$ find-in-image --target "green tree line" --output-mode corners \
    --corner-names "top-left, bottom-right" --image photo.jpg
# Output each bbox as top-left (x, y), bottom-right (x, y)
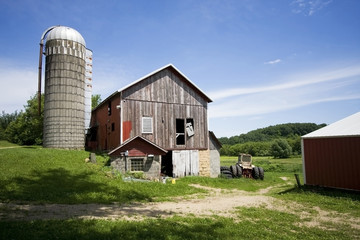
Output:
top-left (219, 123), bottom-right (326, 158)
top-left (0, 94), bottom-right (43, 145)
top-left (1, 94), bottom-right (102, 146)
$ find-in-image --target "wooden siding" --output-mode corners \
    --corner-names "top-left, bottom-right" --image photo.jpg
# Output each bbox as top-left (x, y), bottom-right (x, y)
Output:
top-left (303, 137), bottom-right (360, 191)
top-left (121, 68), bottom-right (209, 150)
top-left (109, 137), bottom-right (167, 157)
top-left (89, 94), bottom-right (121, 150)
top-left (122, 68), bottom-right (207, 107)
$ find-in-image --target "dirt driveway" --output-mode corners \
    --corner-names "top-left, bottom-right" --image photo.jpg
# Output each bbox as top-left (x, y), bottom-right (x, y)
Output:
top-left (1, 183), bottom-right (359, 230)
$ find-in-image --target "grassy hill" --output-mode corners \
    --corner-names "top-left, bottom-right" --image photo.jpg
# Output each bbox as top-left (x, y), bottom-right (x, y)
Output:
top-left (219, 123), bottom-right (326, 145)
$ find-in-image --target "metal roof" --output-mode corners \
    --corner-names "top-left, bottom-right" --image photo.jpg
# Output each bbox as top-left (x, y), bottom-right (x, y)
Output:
top-left (46, 26), bottom-right (86, 46)
top-left (302, 112), bottom-right (360, 138)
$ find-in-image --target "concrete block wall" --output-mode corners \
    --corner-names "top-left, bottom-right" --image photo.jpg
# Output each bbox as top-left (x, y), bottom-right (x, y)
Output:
top-left (210, 149), bottom-right (220, 178)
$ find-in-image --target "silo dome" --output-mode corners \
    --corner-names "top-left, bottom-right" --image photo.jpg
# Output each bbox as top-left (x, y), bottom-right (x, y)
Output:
top-left (46, 26), bottom-right (86, 46)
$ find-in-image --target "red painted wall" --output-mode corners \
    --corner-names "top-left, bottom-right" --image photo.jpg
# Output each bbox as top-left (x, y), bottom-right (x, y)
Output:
top-left (109, 137), bottom-right (167, 157)
top-left (303, 137), bottom-right (360, 191)
top-left (89, 94), bottom-right (121, 150)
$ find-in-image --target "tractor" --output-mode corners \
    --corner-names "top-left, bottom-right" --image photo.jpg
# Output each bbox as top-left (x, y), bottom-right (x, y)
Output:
top-left (237, 153), bottom-right (264, 180)
top-left (221, 153), bottom-right (264, 180)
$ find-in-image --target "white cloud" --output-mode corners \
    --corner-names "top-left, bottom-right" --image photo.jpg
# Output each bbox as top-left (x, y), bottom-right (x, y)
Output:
top-left (208, 65), bottom-right (360, 118)
top-left (291, 0), bottom-right (332, 16)
top-left (208, 65), bottom-right (360, 100)
top-left (264, 59), bottom-right (281, 65)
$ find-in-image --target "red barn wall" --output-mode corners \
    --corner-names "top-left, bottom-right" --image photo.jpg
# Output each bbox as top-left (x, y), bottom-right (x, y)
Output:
top-left (90, 94), bottom-right (121, 150)
top-left (303, 137), bottom-right (360, 191)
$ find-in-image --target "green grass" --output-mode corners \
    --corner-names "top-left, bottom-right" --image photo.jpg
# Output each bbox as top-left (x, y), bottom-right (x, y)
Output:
top-left (0, 146), bottom-right (205, 204)
top-left (221, 155), bottom-right (303, 173)
top-left (0, 213), bottom-right (358, 240)
top-left (1, 142), bottom-right (359, 239)
top-left (0, 140), bottom-right (19, 148)
top-left (275, 185), bottom-right (360, 217)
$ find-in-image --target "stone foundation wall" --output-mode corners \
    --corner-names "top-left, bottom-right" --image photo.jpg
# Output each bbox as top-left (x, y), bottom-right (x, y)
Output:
top-left (110, 155), bottom-right (161, 180)
top-left (199, 149), bottom-right (210, 177)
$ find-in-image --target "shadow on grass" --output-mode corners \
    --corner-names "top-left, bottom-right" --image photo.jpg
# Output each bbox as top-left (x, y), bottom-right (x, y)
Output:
top-left (0, 167), bottom-right (152, 204)
top-left (0, 218), bottom-right (230, 240)
top-left (278, 185), bottom-right (360, 201)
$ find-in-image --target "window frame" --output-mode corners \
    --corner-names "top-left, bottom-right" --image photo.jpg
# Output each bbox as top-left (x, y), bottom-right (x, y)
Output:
top-left (142, 117), bottom-right (153, 134)
top-left (108, 101), bottom-right (112, 116)
top-left (176, 118), bottom-right (185, 145)
top-left (130, 158), bottom-right (144, 171)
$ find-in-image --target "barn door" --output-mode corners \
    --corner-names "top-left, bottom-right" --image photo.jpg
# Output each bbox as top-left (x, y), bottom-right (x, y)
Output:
top-left (172, 150), bottom-right (199, 177)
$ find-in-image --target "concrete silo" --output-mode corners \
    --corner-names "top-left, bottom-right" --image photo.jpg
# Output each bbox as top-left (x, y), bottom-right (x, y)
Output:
top-left (40, 26), bottom-right (91, 149)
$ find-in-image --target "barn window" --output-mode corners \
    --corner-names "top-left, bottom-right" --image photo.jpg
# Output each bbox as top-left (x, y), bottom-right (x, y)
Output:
top-left (176, 119), bottom-right (185, 145)
top-left (108, 101), bottom-right (112, 116)
top-left (131, 158), bottom-right (144, 171)
top-left (142, 117), bottom-right (153, 134)
top-left (111, 123), bottom-right (115, 132)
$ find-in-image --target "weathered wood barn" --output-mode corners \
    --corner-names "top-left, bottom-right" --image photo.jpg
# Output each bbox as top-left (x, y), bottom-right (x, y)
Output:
top-left (301, 112), bottom-right (360, 191)
top-left (87, 64), bottom-right (220, 179)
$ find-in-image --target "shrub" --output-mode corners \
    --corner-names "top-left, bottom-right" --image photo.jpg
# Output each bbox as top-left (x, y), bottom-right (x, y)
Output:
top-left (271, 139), bottom-right (292, 158)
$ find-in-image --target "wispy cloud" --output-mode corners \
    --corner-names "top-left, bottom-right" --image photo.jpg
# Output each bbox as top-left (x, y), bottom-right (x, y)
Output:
top-left (208, 65), bottom-right (360, 100)
top-left (264, 59), bottom-right (281, 65)
top-left (291, 0), bottom-right (332, 16)
top-left (208, 65), bottom-right (360, 118)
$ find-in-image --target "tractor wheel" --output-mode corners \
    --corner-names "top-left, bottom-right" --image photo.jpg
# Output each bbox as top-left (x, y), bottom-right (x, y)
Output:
top-left (236, 164), bottom-right (242, 177)
top-left (221, 170), bottom-right (232, 175)
top-left (230, 165), bottom-right (238, 177)
top-left (259, 167), bottom-right (264, 180)
top-left (252, 167), bottom-right (260, 180)
top-left (220, 171), bottom-right (233, 179)
top-left (220, 166), bottom-right (231, 172)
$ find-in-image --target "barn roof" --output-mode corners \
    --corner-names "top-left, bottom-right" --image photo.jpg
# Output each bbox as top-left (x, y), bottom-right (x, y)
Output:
top-left (117, 63), bottom-right (212, 103)
top-left (108, 135), bottom-right (168, 156)
top-left (302, 112), bottom-right (360, 138)
top-left (92, 64), bottom-right (212, 112)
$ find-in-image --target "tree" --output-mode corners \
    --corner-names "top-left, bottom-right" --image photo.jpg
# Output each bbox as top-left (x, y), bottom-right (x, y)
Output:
top-left (0, 111), bottom-right (20, 140)
top-left (92, 94), bottom-right (102, 109)
top-left (270, 139), bottom-right (292, 158)
top-left (5, 94), bottom-right (43, 145)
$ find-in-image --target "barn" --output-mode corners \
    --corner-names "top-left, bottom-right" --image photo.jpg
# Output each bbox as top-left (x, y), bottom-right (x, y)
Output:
top-left (87, 64), bottom-right (221, 179)
top-left (301, 112), bottom-right (360, 191)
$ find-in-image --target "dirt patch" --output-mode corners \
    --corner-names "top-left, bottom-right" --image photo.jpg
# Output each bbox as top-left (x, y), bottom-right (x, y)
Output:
top-left (0, 184), bottom-right (359, 230)
top-left (0, 185), bottom-right (273, 221)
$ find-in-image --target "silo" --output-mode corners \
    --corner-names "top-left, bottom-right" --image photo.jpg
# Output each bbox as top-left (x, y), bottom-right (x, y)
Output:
top-left (42, 26), bottom-right (87, 149)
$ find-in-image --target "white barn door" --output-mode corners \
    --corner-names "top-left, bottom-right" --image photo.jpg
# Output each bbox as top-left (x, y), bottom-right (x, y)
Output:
top-left (172, 150), bottom-right (199, 177)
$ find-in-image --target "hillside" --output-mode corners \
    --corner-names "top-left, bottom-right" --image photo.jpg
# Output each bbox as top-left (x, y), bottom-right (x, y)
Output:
top-left (219, 123), bottom-right (326, 145)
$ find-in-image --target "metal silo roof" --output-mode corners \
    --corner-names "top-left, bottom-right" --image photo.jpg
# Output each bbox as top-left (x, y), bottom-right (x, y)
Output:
top-left (46, 26), bottom-right (86, 46)
top-left (302, 111), bottom-right (360, 138)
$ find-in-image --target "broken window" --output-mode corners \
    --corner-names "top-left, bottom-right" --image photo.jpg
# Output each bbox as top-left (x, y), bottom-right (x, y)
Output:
top-left (108, 101), bottom-right (111, 116)
top-left (142, 117), bottom-right (153, 134)
top-left (176, 119), bottom-right (185, 145)
top-left (131, 158), bottom-right (144, 171)
top-left (186, 118), bottom-right (194, 137)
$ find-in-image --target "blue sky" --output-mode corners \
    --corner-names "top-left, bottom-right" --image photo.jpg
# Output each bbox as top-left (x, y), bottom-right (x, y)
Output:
top-left (1, 0), bottom-right (359, 137)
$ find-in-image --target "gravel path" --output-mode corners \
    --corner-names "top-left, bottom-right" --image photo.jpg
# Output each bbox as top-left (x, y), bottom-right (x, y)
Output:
top-left (1, 183), bottom-right (359, 230)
